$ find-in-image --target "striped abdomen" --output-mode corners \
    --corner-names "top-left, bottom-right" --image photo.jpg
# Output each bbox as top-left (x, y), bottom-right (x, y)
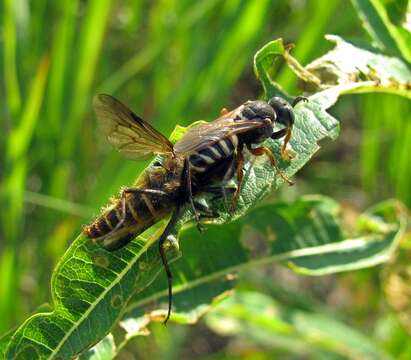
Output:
top-left (189, 134), bottom-right (239, 173)
top-left (84, 191), bottom-right (174, 250)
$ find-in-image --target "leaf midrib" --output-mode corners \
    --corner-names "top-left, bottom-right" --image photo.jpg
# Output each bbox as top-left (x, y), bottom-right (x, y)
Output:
top-left (46, 235), bottom-right (157, 359)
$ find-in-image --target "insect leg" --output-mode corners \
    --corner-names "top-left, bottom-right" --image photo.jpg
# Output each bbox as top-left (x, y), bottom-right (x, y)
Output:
top-left (94, 188), bottom-right (170, 243)
top-left (95, 196), bottom-right (127, 245)
top-left (271, 125), bottom-right (293, 160)
top-left (276, 96), bottom-right (307, 160)
top-left (184, 157), bottom-right (203, 232)
top-left (280, 127), bottom-right (294, 161)
top-left (122, 187), bottom-right (171, 199)
top-left (112, 188), bottom-right (170, 232)
top-left (200, 186), bottom-right (236, 199)
top-left (247, 145), bottom-right (294, 185)
top-left (271, 128), bottom-right (287, 140)
top-left (158, 204), bottom-right (181, 325)
top-left (230, 144), bottom-right (245, 212)
top-left (193, 201), bottom-right (219, 219)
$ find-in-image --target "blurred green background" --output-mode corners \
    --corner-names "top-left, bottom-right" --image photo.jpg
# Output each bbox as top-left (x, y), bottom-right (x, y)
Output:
top-left (1, 0), bottom-right (411, 359)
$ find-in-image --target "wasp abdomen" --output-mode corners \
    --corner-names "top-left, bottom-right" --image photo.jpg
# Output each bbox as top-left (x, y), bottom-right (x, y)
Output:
top-left (84, 191), bottom-right (171, 250)
top-left (189, 135), bottom-right (239, 173)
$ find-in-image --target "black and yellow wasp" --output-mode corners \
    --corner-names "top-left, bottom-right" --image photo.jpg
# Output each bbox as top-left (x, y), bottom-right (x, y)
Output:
top-left (84, 94), bottom-right (306, 323)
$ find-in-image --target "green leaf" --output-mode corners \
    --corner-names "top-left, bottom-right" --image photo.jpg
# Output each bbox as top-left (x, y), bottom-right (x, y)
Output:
top-left (301, 35), bottom-right (411, 99)
top-left (351, 0), bottom-right (411, 64)
top-left (289, 199), bottom-right (407, 275)
top-left (205, 290), bottom-right (393, 359)
top-left (78, 197), bottom-right (405, 359)
top-left (0, 329), bottom-right (15, 360)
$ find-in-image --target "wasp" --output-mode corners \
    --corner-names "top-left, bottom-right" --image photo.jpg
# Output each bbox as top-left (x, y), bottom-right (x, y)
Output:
top-left (84, 94), bottom-right (306, 323)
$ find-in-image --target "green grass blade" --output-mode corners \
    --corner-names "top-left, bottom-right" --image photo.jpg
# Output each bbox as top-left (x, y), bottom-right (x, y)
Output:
top-left (351, 0), bottom-right (411, 63)
top-left (2, 0), bottom-right (21, 116)
top-left (24, 191), bottom-right (94, 218)
top-left (7, 57), bottom-right (49, 162)
top-left (0, 55), bottom-right (49, 333)
top-left (98, 45), bottom-right (160, 94)
top-left (60, 0), bottom-right (113, 158)
top-left (46, 0), bottom-right (79, 137)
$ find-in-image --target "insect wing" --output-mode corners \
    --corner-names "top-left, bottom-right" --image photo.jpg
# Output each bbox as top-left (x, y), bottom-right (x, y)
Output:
top-left (94, 94), bottom-right (174, 160)
top-left (174, 112), bottom-right (271, 154)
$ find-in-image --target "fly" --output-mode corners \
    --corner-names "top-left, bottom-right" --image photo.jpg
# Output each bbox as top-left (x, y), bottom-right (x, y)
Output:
top-left (84, 94), bottom-right (307, 323)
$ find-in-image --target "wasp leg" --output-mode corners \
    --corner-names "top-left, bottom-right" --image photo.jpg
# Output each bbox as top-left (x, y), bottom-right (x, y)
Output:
top-left (123, 187), bottom-right (171, 199)
top-left (230, 144), bottom-right (245, 212)
top-left (201, 186), bottom-right (236, 201)
top-left (158, 204), bottom-right (181, 325)
top-left (271, 127), bottom-right (294, 160)
top-left (276, 96), bottom-right (307, 160)
top-left (95, 188), bottom-right (171, 242)
top-left (183, 158), bottom-right (203, 232)
top-left (194, 201), bottom-right (219, 219)
top-left (271, 128), bottom-right (287, 140)
top-left (116, 187), bottom-right (171, 232)
top-left (280, 127), bottom-right (294, 161)
top-left (247, 145), bottom-right (294, 185)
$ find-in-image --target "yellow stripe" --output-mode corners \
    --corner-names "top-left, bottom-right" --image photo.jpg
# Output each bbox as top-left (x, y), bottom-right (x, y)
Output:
top-left (104, 216), bottom-right (113, 230)
top-left (126, 198), bottom-right (141, 224)
top-left (142, 194), bottom-right (157, 218)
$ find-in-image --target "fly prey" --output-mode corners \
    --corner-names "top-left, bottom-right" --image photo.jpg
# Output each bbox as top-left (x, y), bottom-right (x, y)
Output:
top-left (84, 94), bottom-right (306, 323)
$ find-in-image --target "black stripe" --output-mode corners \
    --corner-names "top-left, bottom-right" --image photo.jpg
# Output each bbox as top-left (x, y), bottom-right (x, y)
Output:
top-left (212, 142), bottom-right (227, 158)
top-left (97, 218), bottom-right (111, 233)
top-left (199, 147), bottom-right (219, 161)
top-left (126, 195), bottom-right (151, 221)
top-left (107, 209), bottom-right (119, 227)
top-left (189, 154), bottom-right (207, 168)
top-left (223, 138), bottom-right (235, 152)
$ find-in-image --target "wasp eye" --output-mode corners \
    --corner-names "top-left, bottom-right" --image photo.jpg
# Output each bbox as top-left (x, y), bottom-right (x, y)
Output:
top-left (268, 97), bottom-right (295, 127)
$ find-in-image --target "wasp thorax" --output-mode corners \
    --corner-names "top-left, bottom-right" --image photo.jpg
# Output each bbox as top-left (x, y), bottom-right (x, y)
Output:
top-left (241, 100), bottom-right (276, 122)
top-left (268, 97), bottom-right (295, 127)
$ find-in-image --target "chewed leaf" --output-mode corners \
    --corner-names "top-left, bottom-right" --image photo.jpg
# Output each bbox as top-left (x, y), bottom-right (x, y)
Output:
top-left (83, 197), bottom-right (406, 359)
top-left (302, 35), bottom-right (411, 99)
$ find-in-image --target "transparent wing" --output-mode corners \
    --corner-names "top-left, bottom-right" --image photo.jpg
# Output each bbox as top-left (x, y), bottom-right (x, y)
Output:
top-left (174, 111), bottom-right (271, 154)
top-left (94, 94), bottom-right (174, 160)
